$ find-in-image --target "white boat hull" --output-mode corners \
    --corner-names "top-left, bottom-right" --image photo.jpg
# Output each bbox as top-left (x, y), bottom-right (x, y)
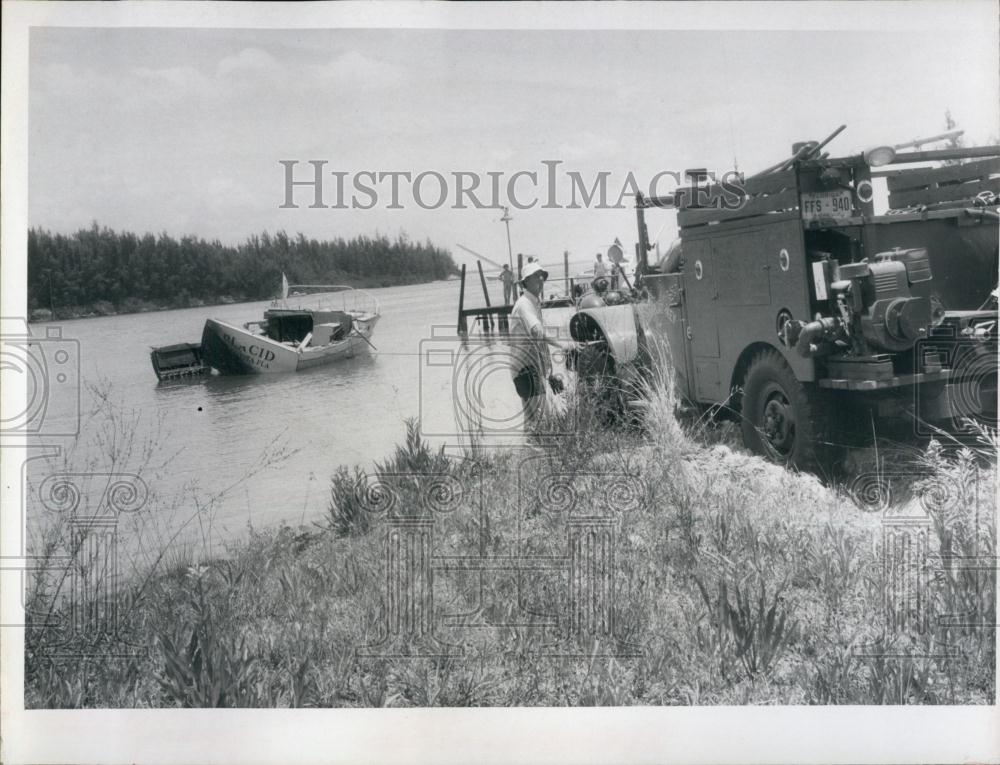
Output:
top-left (201, 317), bottom-right (378, 374)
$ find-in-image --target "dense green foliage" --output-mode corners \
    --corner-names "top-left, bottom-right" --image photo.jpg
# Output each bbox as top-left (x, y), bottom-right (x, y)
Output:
top-left (28, 225), bottom-right (457, 317)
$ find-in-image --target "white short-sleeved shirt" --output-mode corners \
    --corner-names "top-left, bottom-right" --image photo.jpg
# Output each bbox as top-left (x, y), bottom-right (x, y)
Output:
top-left (594, 261), bottom-right (608, 277)
top-left (508, 290), bottom-right (551, 378)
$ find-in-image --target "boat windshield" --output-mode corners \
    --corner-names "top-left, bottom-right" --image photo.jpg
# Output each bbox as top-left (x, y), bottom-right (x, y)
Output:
top-left (273, 285), bottom-right (380, 316)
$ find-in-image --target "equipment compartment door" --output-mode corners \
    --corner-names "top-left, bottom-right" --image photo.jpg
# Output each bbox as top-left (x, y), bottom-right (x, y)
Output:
top-left (682, 237), bottom-right (720, 358)
top-left (713, 231), bottom-right (772, 307)
top-left (641, 272), bottom-right (695, 401)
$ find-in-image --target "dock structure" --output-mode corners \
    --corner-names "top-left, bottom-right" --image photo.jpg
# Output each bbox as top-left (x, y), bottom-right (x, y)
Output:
top-left (456, 259), bottom-right (512, 335)
top-left (455, 252), bottom-right (578, 335)
top-left (457, 263), bottom-right (467, 333)
top-left (476, 260), bottom-right (494, 333)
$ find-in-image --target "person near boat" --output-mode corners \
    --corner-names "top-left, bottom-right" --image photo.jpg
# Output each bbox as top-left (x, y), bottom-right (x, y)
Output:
top-left (508, 262), bottom-right (575, 425)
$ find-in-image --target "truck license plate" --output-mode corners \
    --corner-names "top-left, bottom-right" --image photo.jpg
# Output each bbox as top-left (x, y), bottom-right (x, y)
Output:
top-left (800, 190), bottom-right (853, 220)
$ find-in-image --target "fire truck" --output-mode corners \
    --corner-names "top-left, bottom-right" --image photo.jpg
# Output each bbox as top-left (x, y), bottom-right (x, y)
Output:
top-left (571, 133), bottom-right (999, 470)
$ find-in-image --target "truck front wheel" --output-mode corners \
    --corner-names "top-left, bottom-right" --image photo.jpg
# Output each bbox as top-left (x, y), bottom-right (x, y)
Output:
top-left (740, 348), bottom-right (831, 471)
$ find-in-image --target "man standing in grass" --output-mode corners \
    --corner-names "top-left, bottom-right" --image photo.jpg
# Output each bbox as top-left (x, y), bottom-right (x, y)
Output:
top-left (508, 262), bottom-right (575, 427)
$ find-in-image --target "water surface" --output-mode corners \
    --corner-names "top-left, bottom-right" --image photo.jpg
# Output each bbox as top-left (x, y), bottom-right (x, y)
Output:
top-left (24, 280), bottom-right (575, 548)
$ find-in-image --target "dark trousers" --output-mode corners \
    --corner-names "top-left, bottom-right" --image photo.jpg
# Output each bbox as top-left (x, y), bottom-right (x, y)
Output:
top-left (513, 367), bottom-right (543, 400)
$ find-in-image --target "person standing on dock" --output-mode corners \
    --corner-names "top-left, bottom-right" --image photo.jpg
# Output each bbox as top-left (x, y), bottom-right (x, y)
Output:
top-left (593, 253), bottom-right (608, 278)
top-left (499, 264), bottom-right (516, 304)
top-left (508, 262), bottom-right (575, 428)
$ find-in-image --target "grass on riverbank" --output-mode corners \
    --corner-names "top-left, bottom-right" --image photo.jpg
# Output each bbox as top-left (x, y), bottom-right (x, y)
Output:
top-left (24, 374), bottom-right (997, 707)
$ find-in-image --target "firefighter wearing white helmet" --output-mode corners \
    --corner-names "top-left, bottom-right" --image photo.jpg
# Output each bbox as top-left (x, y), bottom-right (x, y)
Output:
top-left (508, 262), bottom-right (577, 424)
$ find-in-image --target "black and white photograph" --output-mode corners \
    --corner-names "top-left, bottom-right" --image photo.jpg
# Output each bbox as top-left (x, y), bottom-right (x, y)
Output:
top-left (1, 2), bottom-right (998, 763)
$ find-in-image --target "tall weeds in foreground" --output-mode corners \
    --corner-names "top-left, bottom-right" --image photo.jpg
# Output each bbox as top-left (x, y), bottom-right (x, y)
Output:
top-left (911, 428), bottom-right (997, 699)
top-left (324, 418), bottom-right (455, 537)
top-left (155, 566), bottom-right (260, 707)
top-left (630, 332), bottom-right (687, 452)
top-left (685, 494), bottom-right (798, 682)
top-left (23, 381), bottom-right (298, 707)
top-left (24, 367), bottom-right (997, 707)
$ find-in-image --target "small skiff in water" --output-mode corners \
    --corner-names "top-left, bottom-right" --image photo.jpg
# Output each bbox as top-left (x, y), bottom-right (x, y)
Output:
top-left (150, 282), bottom-right (380, 379)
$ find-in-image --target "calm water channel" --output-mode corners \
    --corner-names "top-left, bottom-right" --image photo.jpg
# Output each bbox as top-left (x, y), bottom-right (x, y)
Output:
top-left (22, 278), bottom-right (577, 554)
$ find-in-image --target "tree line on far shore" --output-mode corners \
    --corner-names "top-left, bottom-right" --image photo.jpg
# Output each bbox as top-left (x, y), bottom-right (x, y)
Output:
top-left (27, 224), bottom-right (458, 319)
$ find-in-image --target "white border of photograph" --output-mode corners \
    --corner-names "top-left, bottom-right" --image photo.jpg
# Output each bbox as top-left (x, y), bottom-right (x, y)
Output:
top-left (2, 2), bottom-right (997, 764)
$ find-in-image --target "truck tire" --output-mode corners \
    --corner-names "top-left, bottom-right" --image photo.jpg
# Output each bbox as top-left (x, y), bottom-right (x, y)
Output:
top-left (740, 348), bottom-right (832, 471)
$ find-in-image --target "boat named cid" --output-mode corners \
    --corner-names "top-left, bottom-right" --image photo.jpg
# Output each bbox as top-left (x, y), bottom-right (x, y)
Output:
top-left (149, 280), bottom-right (380, 380)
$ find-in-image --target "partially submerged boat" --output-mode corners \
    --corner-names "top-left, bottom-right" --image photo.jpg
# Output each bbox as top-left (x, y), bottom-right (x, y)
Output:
top-left (150, 282), bottom-right (380, 380)
top-left (149, 342), bottom-right (210, 381)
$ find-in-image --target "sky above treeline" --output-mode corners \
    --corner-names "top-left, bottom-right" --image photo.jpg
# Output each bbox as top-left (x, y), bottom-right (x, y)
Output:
top-left (28, 15), bottom-right (999, 272)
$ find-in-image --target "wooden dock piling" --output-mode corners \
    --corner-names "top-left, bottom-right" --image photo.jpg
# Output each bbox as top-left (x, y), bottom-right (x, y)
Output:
top-left (476, 260), bottom-right (494, 332)
top-left (455, 260), bottom-right (512, 336)
top-left (456, 263), bottom-right (468, 334)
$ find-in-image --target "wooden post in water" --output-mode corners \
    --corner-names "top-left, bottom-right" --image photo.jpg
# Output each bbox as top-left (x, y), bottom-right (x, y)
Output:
top-left (476, 260), bottom-right (493, 333)
top-left (563, 250), bottom-right (570, 297)
top-left (457, 263), bottom-right (468, 335)
top-left (517, 252), bottom-right (523, 284)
